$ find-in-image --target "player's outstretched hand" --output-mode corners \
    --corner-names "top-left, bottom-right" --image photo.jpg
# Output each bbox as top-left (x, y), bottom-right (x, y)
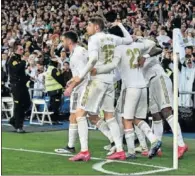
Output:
top-left (90, 68), bottom-right (97, 76)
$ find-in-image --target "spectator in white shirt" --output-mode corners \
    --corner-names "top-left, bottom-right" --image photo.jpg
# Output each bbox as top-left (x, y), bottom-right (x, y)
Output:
top-left (179, 54), bottom-right (195, 108)
top-left (157, 27), bottom-right (171, 48)
top-left (58, 49), bottom-right (69, 70)
top-left (33, 66), bottom-right (45, 98)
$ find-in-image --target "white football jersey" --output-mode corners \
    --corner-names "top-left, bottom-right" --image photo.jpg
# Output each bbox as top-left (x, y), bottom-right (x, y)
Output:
top-left (88, 32), bottom-right (132, 83)
top-left (69, 45), bottom-right (89, 87)
top-left (79, 23), bottom-right (133, 83)
top-left (95, 39), bottom-right (156, 88)
top-left (115, 44), bottom-right (147, 88)
top-left (142, 56), bottom-right (167, 84)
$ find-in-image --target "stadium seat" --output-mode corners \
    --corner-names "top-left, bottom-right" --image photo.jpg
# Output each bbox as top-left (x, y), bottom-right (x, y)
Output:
top-left (30, 99), bottom-right (53, 125)
top-left (1, 97), bottom-right (14, 120)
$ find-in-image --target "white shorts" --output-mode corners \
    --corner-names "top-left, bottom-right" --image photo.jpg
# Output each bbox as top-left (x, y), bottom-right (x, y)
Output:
top-left (119, 87), bottom-right (147, 119)
top-left (149, 75), bottom-right (173, 114)
top-left (80, 80), bottom-right (115, 113)
top-left (70, 84), bottom-right (86, 113)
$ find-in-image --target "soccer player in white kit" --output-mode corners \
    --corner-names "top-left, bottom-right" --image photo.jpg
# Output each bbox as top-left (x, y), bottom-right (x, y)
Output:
top-left (139, 54), bottom-right (188, 159)
top-left (54, 31), bottom-right (89, 154)
top-left (54, 31), bottom-right (114, 155)
top-left (68, 18), bottom-right (133, 161)
top-left (92, 38), bottom-right (162, 159)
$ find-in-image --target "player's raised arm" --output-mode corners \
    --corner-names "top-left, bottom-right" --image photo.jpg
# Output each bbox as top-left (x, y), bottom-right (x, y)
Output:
top-left (111, 23), bottom-right (133, 45)
top-left (95, 47), bottom-right (121, 74)
top-left (137, 39), bottom-right (162, 67)
top-left (118, 23), bottom-right (133, 44)
top-left (138, 39), bottom-right (161, 57)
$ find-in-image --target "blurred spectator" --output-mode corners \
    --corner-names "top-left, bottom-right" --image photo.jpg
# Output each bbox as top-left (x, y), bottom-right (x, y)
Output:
top-left (57, 49), bottom-right (70, 70)
top-left (185, 46), bottom-right (193, 55)
top-left (157, 27), bottom-right (171, 48)
top-left (33, 65), bottom-right (45, 98)
top-left (179, 54), bottom-right (195, 108)
top-left (62, 62), bottom-right (72, 86)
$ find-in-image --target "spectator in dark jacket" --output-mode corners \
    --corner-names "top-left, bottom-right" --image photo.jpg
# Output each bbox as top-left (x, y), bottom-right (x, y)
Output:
top-left (62, 62), bottom-right (72, 86)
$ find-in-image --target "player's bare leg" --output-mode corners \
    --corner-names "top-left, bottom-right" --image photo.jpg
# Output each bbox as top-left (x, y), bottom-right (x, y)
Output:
top-left (134, 119), bottom-right (162, 159)
top-left (69, 108), bottom-right (90, 161)
top-left (161, 107), bottom-right (188, 159)
top-left (105, 111), bottom-right (126, 160)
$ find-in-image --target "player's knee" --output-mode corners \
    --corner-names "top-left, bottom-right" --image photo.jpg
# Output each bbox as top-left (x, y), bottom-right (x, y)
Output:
top-left (122, 118), bottom-right (133, 129)
top-left (69, 114), bottom-right (77, 123)
top-left (75, 108), bottom-right (86, 118)
top-left (152, 112), bottom-right (162, 121)
top-left (103, 111), bottom-right (113, 120)
top-left (161, 107), bottom-right (172, 119)
top-left (133, 118), bottom-right (142, 126)
top-left (88, 115), bottom-right (100, 125)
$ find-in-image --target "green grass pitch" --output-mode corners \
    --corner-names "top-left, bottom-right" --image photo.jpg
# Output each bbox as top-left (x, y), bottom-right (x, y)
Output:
top-left (2, 130), bottom-right (195, 175)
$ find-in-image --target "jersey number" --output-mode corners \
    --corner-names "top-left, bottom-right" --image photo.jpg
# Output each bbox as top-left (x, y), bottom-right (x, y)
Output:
top-left (126, 48), bottom-right (141, 69)
top-left (102, 45), bottom-right (115, 64)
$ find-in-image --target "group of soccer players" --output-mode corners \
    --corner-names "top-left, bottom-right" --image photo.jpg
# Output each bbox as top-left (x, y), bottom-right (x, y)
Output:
top-left (54, 17), bottom-right (188, 161)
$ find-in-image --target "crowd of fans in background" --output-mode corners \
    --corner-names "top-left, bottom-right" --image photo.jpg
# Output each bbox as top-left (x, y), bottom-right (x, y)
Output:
top-left (1, 0), bottom-right (195, 128)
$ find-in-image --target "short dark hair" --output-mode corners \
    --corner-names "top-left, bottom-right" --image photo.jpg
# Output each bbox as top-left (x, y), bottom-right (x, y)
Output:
top-left (185, 46), bottom-right (193, 51)
top-left (64, 61), bottom-right (70, 65)
top-left (64, 31), bottom-right (78, 43)
top-left (105, 11), bottom-right (117, 23)
top-left (108, 26), bottom-right (124, 37)
top-left (13, 43), bottom-right (22, 52)
top-left (89, 17), bottom-right (105, 31)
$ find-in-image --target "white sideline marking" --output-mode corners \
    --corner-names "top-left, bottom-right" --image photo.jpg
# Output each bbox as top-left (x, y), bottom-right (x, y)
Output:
top-left (2, 147), bottom-right (167, 169)
top-left (2, 147), bottom-right (173, 175)
top-left (92, 160), bottom-right (174, 175)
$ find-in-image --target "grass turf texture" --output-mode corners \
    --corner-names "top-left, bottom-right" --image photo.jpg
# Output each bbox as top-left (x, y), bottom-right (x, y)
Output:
top-left (2, 130), bottom-right (195, 175)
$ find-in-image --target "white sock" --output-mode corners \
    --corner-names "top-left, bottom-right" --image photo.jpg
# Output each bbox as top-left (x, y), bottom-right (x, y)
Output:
top-left (115, 111), bottom-right (124, 137)
top-left (106, 118), bottom-right (123, 152)
top-left (153, 120), bottom-right (163, 141)
top-left (76, 117), bottom-right (88, 152)
top-left (138, 121), bottom-right (157, 144)
top-left (125, 128), bottom-right (135, 154)
top-left (134, 125), bottom-right (148, 150)
top-left (166, 115), bottom-right (185, 147)
top-left (96, 119), bottom-right (114, 143)
top-left (68, 124), bottom-right (78, 148)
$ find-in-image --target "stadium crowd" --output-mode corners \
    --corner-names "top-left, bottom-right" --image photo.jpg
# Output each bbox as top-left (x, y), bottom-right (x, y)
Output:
top-left (1, 0), bottom-right (195, 129)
